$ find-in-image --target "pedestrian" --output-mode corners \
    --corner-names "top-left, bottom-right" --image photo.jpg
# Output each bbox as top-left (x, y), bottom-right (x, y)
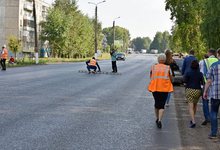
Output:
top-left (181, 50), bottom-right (197, 76)
top-left (164, 49), bottom-right (176, 107)
top-left (1, 45), bottom-right (8, 71)
top-left (9, 56), bottom-right (15, 64)
top-left (86, 57), bottom-right (101, 74)
top-left (203, 53), bottom-right (220, 139)
top-left (110, 49), bottom-right (117, 73)
top-left (200, 49), bottom-right (218, 126)
top-left (184, 60), bottom-right (204, 128)
top-left (148, 53), bottom-right (173, 129)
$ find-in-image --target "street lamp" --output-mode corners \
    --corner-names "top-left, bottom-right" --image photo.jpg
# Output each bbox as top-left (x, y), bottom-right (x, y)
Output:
top-left (88, 0), bottom-right (106, 58)
top-left (112, 16), bottom-right (120, 49)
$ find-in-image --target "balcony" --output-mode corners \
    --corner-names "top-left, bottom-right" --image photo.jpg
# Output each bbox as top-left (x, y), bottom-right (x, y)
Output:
top-left (24, 3), bottom-right (33, 12)
top-left (23, 26), bottom-right (34, 31)
top-left (23, 15), bottom-right (34, 21)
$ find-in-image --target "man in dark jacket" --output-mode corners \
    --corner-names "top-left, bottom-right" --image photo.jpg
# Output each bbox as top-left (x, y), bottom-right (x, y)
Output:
top-left (182, 50), bottom-right (197, 76)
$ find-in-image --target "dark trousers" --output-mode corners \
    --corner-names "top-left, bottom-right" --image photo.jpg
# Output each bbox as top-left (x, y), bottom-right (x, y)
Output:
top-left (112, 61), bottom-right (117, 72)
top-left (1, 59), bottom-right (6, 70)
top-left (87, 65), bottom-right (97, 72)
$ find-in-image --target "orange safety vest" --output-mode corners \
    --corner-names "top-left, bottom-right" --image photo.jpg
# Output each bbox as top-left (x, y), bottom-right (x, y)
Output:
top-left (1, 48), bottom-right (8, 59)
top-left (89, 59), bottom-right (96, 66)
top-left (148, 64), bottom-right (173, 92)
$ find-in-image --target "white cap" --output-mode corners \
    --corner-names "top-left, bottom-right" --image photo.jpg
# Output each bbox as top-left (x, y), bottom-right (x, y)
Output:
top-left (2, 44), bottom-right (6, 48)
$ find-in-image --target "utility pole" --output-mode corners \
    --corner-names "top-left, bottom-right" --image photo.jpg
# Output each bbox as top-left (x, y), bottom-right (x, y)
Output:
top-left (113, 20), bottom-right (115, 49)
top-left (95, 6), bottom-right (98, 58)
top-left (88, 0), bottom-right (106, 58)
top-left (112, 17), bottom-right (120, 49)
top-left (33, 0), bottom-right (39, 64)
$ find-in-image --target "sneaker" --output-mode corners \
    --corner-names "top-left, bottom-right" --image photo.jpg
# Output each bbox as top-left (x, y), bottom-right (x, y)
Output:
top-left (189, 123), bottom-right (196, 128)
top-left (201, 120), bottom-right (210, 125)
top-left (157, 121), bottom-right (162, 129)
top-left (208, 135), bottom-right (218, 139)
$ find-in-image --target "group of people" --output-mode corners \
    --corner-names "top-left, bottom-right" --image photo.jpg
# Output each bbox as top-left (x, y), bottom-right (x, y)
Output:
top-left (148, 48), bottom-right (220, 139)
top-left (86, 49), bottom-right (118, 74)
top-left (181, 49), bottom-right (220, 139)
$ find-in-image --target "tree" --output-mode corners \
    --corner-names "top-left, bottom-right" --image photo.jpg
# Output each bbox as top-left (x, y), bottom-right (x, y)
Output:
top-left (7, 35), bottom-right (22, 59)
top-left (102, 26), bottom-right (130, 51)
top-left (165, 0), bottom-right (206, 56)
top-left (201, 0), bottom-right (220, 49)
top-left (131, 37), bottom-right (151, 51)
top-left (40, 0), bottom-right (101, 58)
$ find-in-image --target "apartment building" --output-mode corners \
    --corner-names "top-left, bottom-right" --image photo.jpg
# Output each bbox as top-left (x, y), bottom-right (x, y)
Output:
top-left (0, 0), bottom-right (50, 52)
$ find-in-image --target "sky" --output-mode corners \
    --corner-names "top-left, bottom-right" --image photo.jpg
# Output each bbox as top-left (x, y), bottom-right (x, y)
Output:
top-left (44, 0), bottom-right (173, 40)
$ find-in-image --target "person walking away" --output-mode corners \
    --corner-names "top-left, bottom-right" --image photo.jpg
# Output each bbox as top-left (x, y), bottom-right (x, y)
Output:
top-left (148, 54), bottom-right (173, 129)
top-left (86, 57), bottom-right (101, 73)
top-left (182, 50), bottom-right (197, 76)
top-left (110, 49), bottom-right (117, 73)
top-left (184, 60), bottom-right (204, 128)
top-left (200, 49), bottom-right (218, 125)
top-left (165, 49), bottom-right (177, 107)
top-left (1, 45), bottom-right (8, 71)
top-left (203, 55), bottom-right (220, 139)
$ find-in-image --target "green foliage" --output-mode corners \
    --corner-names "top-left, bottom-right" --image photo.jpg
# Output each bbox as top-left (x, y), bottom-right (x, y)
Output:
top-left (131, 37), bottom-right (151, 51)
top-left (150, 31), bottom-right (171, 53)
top-left (102, 26), bottom-right (130, 52)
top-left (40, 0), bottom-right (102, 58)
top-left (7, 35), bottom-right (22, 59)
top-left (165, 0), bottom-right (206, 57)
top-left (201, 0), bottom-right (220, 49)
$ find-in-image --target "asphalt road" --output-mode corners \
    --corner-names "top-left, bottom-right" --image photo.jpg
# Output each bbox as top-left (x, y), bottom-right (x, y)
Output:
top-left (0, 54), bottom-right (181, 150)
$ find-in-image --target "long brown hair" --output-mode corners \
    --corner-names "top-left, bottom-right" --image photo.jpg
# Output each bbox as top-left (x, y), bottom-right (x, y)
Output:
top-left (165, 49), bottom-right (173, 65)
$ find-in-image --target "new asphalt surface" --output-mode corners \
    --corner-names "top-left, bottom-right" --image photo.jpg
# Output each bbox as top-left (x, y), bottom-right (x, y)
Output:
top-left (0, 54), bottom-right (182, 149)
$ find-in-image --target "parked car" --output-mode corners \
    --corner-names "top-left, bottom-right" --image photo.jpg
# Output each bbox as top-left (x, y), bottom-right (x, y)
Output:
top-left (172, 58), bottom-right (184, 85)
top-left (116, 53), bottom-right (126, 61)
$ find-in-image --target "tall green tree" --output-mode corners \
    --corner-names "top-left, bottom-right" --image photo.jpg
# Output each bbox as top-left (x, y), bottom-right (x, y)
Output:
top-left (165, 0), bottom-right (205, 56)
top-left (131, 37), bottom-right (151, 51)
top-left (40, 0), bottom-right (102, 58)
top-left (201, 0), bottom-right (220, 49)
top-left (102, 26), bottom-right (130, 51)
top-left (150, 31), bottom-right (171, 53)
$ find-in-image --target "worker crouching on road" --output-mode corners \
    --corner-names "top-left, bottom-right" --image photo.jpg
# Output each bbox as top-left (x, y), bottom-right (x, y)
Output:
top-left (86, 57), bottom-right (101, 74)
top-left (148, 54), bottom-right (174, 129)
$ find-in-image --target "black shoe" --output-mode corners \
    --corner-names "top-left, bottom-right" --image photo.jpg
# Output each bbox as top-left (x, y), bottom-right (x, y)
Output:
top-left (157, 121), bottom-right (162, 128)
top-left (156, 119), bottom-right (159, 124)
top-left (189, 123), bottom-right (196, 128)
top-left (201, 120), bottom-right (210, 125)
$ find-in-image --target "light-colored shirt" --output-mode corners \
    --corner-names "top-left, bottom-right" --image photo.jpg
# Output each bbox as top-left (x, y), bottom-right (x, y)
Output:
top-left (206, 60), bottom-right (220, 99)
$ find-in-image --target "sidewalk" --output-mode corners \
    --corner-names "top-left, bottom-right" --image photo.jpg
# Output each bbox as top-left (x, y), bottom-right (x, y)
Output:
top-left (173, 86), bottom-right (220, 150)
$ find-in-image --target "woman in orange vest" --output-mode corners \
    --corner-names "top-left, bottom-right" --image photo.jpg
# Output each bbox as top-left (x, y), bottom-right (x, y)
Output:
top-left (148, 53), bottom-right (174, 128)
top-left (1, 45), bottom-right (8, 71)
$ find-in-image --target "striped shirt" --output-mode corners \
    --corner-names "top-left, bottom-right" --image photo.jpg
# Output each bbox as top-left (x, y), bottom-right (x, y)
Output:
top-left (207, 60), bottom-right (220, 99)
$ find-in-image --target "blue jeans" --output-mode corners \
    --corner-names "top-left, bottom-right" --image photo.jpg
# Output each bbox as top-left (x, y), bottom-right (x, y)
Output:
top-left (87, 65), bottom-right (97, 72)
top-left (202, 98), bottom-right (210, 121)
top-left (210, 98), bottom-right (220, 136)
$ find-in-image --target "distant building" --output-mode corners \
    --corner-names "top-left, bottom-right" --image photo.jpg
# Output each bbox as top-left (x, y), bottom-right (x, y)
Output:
top-left (0, 0), bottom-right (50, 52)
